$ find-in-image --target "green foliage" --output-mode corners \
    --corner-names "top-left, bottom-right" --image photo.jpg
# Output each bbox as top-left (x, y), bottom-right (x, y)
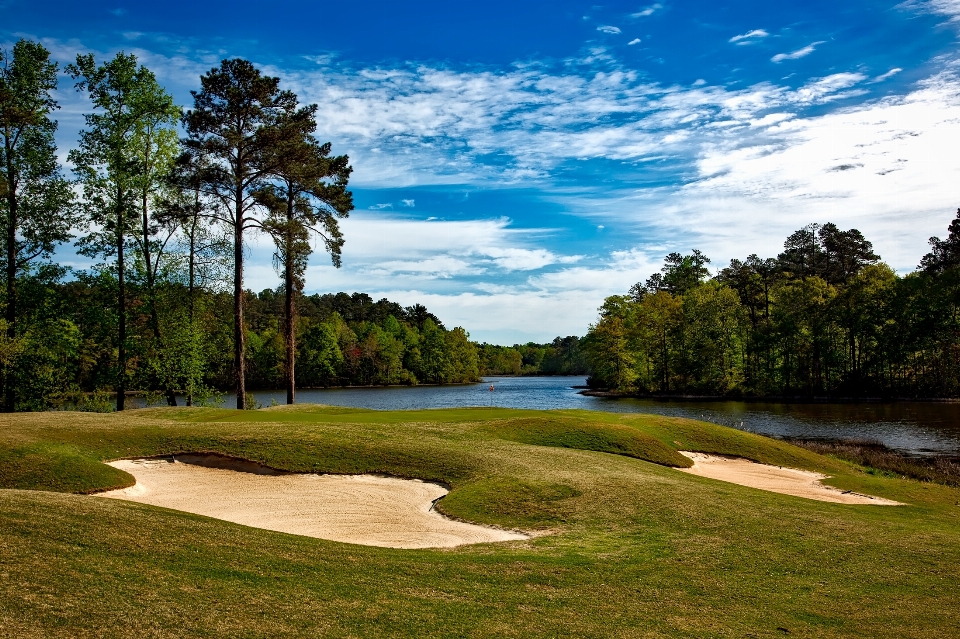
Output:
top-left (74, 389), bottom-right (115, 413)
top-left (0, 39), bottom-right (77, 411)
top-left (587, 214), bottom-right (960, 398)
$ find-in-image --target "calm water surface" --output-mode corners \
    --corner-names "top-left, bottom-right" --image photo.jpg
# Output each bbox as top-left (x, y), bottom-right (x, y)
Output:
top-left (245, 376), bottom-right (960, 456)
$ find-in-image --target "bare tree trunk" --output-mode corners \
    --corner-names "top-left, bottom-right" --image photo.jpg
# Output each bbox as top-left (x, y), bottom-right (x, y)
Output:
top-left (234, 198), bottom-right (246, 410)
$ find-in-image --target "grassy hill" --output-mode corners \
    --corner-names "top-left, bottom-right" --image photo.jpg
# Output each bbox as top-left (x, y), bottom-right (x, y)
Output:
top-left (1, 406), bottom-right (958, 637)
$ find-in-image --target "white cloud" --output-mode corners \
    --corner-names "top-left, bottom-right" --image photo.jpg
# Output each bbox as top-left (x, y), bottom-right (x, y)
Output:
top-left (400, 199), bottom-right (415, 207)
top-left (270, 57), bottom-right (879, 191)
top-left (650, 70), bottom-right (960, 271)
top-left (597, 25), bottom-right (622, 34)
top-left (483, 247), bottom-right (579, 271)
top-left (772, 41), bottom-right (826, 63)
top-left (872, 68), bottom-right (903, 83)
top-left (792, 72), bottom-right (867, 104)
top-left (729, 29), bottom-right (769, 43)
top-left (628, 38), bottom-right (642, 45)
top-left (368, 203), bottom-right (393, 210)
top-left (34, 35), bottom-right (960, 341)
top-left (898, 0), bottom-right (960, 22)
top-left (372, 256), bottom-right (477, 278)
top-left (631, 4), bottom-right (662, 18)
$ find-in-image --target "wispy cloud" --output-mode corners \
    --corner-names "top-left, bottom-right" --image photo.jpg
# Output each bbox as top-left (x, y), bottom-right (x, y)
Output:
top-left (109, 8), bottom-right (127, 16)
top-left (898, 0), bottom-right (960, 22)
top-left (772, 41), bottom-right (825, 63)
top-left (729, 29), bottom-right (769, 44)
top-left (401, 199), bottom-right (415, 207)
top-left (628, 38), bottom-right (642, 45)
top-left (631, 4), bottom-right (662, 18)
top-left (274, 58), bottom-right (875, 190)
top-left (35, 35), bottom-right (960, 341)
top-left (597, 25), bottom-right (621, 34)
top-left (872, 68), bottom-right (903, 82)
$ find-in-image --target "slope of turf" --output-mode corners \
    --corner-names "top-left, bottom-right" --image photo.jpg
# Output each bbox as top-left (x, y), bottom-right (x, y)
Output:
top-left (1, 406), bottom-right (959, 637)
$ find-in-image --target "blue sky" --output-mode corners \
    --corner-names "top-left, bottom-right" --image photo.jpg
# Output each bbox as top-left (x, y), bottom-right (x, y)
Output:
top-left (4, 0), bottom-right (960, 343)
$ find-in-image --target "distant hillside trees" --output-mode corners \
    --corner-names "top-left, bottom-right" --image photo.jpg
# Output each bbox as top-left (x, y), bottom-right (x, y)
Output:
top-left (477, 337), bottom-right (589, 376)
top-left (584, 212), bottom-right (960, 398)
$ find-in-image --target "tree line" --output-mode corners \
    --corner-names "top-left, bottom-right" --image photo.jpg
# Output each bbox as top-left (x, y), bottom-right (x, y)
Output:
top-left (1, 39), bottom-right (485, 410)
top-left (583, 213), bottom-right (960, 398)
top-left (477, 337), bottom-right (589, 376)
top-left (0, 39), bottom-right (584, 412)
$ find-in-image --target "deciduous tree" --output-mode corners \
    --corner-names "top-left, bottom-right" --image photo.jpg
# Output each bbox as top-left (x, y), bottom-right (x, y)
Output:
top-left (69, 52), bottom-right (172, 410)
top-left (0, 39), bottom-right (75, 411)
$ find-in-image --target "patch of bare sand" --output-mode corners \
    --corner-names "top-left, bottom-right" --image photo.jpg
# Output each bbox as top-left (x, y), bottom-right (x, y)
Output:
top-left (97, 457), bottom-right (528, 548)
top-left (677, 451), bottom-right (901, 505)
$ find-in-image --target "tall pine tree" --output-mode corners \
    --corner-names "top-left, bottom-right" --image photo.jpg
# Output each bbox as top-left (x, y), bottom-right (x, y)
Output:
top-left (182, 59), bottom-right (296, 408)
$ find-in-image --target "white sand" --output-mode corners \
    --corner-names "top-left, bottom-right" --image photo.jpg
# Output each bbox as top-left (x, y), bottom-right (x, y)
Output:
top-left (677, 451), bottom-right (901, 505)
top-left (97, 457), bottom-right (528, 548)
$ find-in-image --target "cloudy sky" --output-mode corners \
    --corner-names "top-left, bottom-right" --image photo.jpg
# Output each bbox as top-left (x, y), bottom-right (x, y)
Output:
top-left (4, 0), bottom-right (960, 343)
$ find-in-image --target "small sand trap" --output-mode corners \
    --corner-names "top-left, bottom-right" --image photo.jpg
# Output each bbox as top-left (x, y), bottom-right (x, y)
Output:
top-left (97, 456), bottom-right (528, 548)
top-left (677, 451), bottom-right (901, 505)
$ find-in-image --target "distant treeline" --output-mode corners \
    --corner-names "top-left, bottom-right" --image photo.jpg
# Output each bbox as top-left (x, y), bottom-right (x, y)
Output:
top-left (477, 338), bottom-right (589, 376)
top-left (8, 272), bottom-right (587, 410)
top-left (19, 280), bottom-right (485, 408)
top-left (583, 211), bottom-right (960, 399)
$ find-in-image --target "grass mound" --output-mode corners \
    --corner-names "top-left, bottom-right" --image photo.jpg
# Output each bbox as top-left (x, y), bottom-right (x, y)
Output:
top-left (0, 442), bottom-right (133, 493)
top-left (481, 416), bottom-right (691, 467)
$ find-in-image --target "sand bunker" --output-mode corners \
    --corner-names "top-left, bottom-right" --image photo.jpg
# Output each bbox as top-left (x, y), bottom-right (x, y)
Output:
top-left (677, 451), bottom-right (901, 505)
top-left (97, 456), bottom-right (528, 548)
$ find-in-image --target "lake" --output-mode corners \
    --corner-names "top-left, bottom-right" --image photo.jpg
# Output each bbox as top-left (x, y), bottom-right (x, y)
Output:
top-left (244, 376), bottom-right (960, 456)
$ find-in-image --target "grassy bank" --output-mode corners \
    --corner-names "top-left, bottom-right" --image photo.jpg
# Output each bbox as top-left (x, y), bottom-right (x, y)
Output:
top-left (1, 405), bottom-right (958, 637)
top-left (786, 437), bottom-right (960, 488)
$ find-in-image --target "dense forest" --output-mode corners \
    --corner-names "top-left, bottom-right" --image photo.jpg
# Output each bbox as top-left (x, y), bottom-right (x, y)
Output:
top-left (583, 214), bottom-right (960, 398)
top-left (9, 275), bottom-right (484, 410)
top-left (0, 268), bottom-right (585, 411)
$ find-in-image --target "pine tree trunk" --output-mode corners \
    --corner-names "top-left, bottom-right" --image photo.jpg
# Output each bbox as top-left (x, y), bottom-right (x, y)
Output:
top-left (117, 198), bottom-right (126, 412)
top-left (187, 216), bottom-right (196, 407)
top-left (3, 130), bottom-right (17, 412)
top-left (285, 197), bottom-right (296, 405)
top-left (234, 198), bottom-right (246, 410)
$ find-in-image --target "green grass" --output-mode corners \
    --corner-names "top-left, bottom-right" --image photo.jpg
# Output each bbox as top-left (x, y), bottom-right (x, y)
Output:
top-left (1, 405), bottom-right (959, 637)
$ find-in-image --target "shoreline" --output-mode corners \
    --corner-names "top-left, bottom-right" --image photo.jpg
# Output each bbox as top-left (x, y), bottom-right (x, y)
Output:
top-left (578, 389), bottom-right (960, 403)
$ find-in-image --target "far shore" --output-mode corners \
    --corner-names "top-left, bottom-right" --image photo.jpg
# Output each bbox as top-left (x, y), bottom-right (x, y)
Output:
top-left (578, 389), bottom-right (960, 403)
top-left (79, 374), bottom-right (590, 399)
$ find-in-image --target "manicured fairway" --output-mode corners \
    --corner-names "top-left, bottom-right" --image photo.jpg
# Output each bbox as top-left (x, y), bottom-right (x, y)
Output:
top-left (1, 405), bottom-right (958, 637)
